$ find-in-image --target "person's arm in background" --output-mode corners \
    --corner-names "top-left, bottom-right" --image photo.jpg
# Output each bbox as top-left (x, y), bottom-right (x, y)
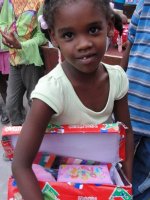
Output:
top-left (20, 1), bottom-right (48, 66)
top-left (0, 0), bottom-right (48, 66)
top-left (0, 0), bottom-right (9, 51)
top-left (121, 0), bottom-right (144, 71)
top-left (120, 40), bottom-right (132, 71)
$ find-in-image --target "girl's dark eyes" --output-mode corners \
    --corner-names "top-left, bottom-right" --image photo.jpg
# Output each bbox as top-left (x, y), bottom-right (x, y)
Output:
top-left (62, 32), bottom-right (74, 40)
top-left (89, 27), bottom-right (100, 35)
top-left (61, 27), bottom-right (100, 40)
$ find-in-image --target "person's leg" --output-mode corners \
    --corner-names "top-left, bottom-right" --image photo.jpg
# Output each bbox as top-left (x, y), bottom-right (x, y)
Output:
top-left (6, 66), bottom-right (26, 126)
top-left (0, 73), bottom-right (8, 103)
top-left (0, 73), bottom-right (10, 124)
top-left (133, 135), bottom-right (150, 200)
top-left (21, 64), bottom-right (44, 106)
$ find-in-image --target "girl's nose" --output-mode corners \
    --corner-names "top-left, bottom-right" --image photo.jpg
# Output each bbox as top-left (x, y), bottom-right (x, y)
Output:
top-left (76, 36), bottom-right (93, 51)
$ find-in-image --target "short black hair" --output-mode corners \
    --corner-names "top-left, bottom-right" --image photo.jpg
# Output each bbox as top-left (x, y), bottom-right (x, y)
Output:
top-left (43, 0), bottom-right (112, 29)
top-left (41, 0), bottom-right (123, 40)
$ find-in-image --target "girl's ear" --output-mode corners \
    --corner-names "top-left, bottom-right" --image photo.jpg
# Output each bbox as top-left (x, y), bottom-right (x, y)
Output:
top-left (107, 15), bottom-right (115, 38)
top-left (49, 29), bottom-right (59, 48)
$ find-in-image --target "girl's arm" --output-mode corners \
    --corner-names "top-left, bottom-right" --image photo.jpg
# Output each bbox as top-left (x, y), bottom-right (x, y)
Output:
top-left (113, 94), bottom-right (134, 182)
top-left (12, 99), bottom-right (55, 200)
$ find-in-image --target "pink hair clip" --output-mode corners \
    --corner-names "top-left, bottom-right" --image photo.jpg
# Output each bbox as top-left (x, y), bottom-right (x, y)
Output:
top-left (38, 15), bottom-right (48, 30)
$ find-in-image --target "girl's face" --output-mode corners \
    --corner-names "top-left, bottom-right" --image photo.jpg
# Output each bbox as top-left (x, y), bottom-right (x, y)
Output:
top-left (50, 0), bottom-right (114, 74)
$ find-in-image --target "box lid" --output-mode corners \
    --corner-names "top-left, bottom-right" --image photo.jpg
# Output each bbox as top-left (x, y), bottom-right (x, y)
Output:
top-left (1, 122), bottom-right (127, 163)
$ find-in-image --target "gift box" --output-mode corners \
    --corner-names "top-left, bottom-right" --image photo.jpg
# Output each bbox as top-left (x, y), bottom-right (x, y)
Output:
top-left (1, 122), bottom-right (132, 200)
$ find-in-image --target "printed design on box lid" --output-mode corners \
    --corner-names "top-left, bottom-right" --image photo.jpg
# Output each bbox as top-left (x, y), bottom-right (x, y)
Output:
top-left (3, 126), bottom-right (22, 134)
top-left (78, 197), bottom-right (97, 200)
top-left (46, 122), bottom-right (122, 135)
top-left (100, 123), bottom-right (119, 133)
top-left (46, 124), bottom-right (64, 134)
top-left (42, 182), bottom-right (59, 200)
top-left (1, 136), bottom-right (14, 159)
top-left (10, 180), bottom-right (60, 200)
top-left (13, 192), bottom-right (22, 200)
top-left (109, 187), bottom-right (132, 200)
top-left (2, 122), bottom-right (126, 135)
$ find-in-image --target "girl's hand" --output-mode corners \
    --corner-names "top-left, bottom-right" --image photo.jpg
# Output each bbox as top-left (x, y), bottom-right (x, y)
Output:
top-left (0, 28), bottom-right (22, 49)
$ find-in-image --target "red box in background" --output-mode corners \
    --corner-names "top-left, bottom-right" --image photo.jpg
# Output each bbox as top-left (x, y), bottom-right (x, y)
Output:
top-left (112, 24), bottom-right (128, 50)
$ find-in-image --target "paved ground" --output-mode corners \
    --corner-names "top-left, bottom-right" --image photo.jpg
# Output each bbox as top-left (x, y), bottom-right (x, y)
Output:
top-left (0, 96), bottom-right (11, 200)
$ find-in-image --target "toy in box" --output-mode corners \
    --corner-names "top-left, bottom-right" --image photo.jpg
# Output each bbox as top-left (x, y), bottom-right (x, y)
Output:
top-left (57, 164), bottom-right (113, 185)
top-left (1, 122), bottom-right (132, 200)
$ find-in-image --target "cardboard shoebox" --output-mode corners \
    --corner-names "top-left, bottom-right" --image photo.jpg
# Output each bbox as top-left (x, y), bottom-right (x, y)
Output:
top-left (1, 122), bottom-right (132, 200)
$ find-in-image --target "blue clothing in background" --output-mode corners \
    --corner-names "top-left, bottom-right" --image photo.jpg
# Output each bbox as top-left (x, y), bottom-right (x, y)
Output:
top-left (113, 0), bottom-right (125, 3)
top-left (113, 0), bottom-right (125, 9)
top-left (127, 0), bottom-right (150, 136)
top-left (127, 0), bottom-right (150, 199)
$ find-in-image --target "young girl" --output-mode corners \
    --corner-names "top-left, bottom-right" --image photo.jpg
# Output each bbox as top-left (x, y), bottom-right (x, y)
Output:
top-left (12, 0), bottom-right (134, 199)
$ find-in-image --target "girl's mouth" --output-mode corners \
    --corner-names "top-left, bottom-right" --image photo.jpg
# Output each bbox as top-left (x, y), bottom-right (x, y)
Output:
top-left (79, 54), bottom-right (97, 64)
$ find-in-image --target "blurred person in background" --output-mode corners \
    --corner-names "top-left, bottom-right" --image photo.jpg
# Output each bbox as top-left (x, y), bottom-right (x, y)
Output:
top-left (121, 0), bottom-right (150, 199)
top-left (0, 0), bottom-right (10, 124)
top-left (0, 0), bottom-right (47, 126)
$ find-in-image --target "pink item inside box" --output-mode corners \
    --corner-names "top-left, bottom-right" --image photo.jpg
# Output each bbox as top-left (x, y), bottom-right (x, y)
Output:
top-left (57, 164), bottom-right (113, 185)
top-left (32, 164), bottom-right (56, 182)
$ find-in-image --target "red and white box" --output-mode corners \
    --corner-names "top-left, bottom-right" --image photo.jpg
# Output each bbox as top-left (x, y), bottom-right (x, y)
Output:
top-left (1, 122), bottom-right (132, 200)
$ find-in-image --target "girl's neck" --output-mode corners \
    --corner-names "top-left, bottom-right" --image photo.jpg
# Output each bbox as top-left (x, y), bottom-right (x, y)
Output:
top-left (62, 61), bottom-right (104, 85)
